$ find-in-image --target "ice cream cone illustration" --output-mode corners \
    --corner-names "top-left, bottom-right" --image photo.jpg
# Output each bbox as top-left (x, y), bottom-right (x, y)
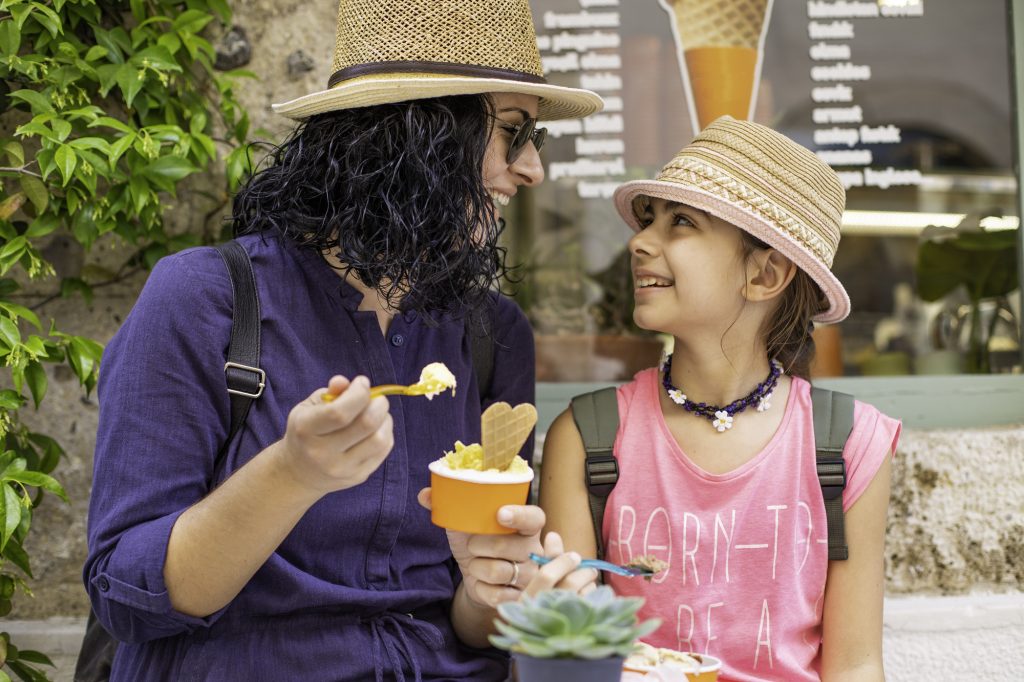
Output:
top-left (661, 0), bottom-right (774, 131)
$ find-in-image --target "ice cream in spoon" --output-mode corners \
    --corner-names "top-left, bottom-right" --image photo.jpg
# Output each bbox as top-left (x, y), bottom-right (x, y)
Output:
top-left (322, 362), bottom-right (457, 402)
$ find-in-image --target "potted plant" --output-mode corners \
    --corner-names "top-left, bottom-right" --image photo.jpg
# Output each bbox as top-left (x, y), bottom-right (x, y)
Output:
top-left (490, 586), bottom-right (660, 682)
top-left (916, 212), bottom-right (1019, 373)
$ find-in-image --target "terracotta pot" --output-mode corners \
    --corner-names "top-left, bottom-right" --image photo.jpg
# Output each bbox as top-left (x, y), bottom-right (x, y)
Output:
top-left (513, 653), bottom-right (625, 682)
top-left (535, 334), bottom-right (664, 382)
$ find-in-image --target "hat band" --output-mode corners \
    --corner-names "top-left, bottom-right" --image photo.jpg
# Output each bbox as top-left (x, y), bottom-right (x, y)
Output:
top-left (328, 60), bottom-right (548, 89)
top-left (662, 157), bottom-right (838, 265)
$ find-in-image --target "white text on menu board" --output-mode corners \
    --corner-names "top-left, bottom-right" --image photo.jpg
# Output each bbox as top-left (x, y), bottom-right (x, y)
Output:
top-left (535, 0), bottom-right (624, 199)
top-left (807, 0), bottom-right (923, 190)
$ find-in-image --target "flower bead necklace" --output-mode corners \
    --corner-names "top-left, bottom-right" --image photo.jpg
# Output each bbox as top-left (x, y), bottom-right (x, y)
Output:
top-left (661, 354), bottom-right (783, 433)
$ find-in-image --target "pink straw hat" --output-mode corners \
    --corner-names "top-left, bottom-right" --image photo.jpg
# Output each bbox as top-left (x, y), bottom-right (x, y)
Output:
top-left (613, 116), bottom-right (850, 323)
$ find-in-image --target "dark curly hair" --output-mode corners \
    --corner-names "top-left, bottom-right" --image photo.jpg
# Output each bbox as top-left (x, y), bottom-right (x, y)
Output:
top-left (231, 95), bottom-right (510, 321)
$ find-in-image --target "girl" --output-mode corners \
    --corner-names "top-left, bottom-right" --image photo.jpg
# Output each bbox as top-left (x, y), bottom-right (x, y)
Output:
top-left (540, 116), bottom-right (900, 682)
top-left (83, 1), bottom-right (601, 680)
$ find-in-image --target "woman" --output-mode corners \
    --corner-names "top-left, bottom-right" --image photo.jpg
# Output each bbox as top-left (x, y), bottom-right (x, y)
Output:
top-left (83, 1), bottom-right (603, 680)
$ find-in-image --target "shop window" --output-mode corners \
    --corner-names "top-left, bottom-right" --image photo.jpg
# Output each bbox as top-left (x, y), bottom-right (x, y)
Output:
top-left (510, 0), bottom-right (1021, 386)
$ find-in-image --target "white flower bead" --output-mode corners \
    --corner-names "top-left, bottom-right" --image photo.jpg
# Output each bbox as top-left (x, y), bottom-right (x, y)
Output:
top-left (668, 389), bottom-right (687, 405)
top-left (712, 410), bottom-right (733, 432)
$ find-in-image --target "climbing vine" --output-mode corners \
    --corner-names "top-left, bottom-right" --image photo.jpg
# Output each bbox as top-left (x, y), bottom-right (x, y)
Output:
top-left (0, 1), bottom-right (254, 678)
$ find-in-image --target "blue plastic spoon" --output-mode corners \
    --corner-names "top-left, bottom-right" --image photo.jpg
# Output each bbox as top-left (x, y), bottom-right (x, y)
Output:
top-left (528, 552), bottom-right (655, 578)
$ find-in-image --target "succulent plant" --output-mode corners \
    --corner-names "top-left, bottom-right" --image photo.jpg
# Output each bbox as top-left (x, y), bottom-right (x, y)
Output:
top-left (489, 586), bottom-right (661, 660)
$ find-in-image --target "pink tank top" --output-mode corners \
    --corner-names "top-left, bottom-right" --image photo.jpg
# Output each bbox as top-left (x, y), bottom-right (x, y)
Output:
top-left (604, 369), bottom-right (900, 682)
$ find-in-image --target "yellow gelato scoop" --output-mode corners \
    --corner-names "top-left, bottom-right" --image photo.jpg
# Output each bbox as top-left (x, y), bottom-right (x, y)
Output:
top-left (322, 362), bottom-right (457, 402)
top-left (410, 362), bottom-right (458, 399)
top-left (441, 441), bottom-right (530, 474)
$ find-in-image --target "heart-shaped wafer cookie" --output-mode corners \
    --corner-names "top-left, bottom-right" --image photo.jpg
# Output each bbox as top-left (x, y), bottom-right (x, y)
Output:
top-left (481, 402), bottom-right (538, 471)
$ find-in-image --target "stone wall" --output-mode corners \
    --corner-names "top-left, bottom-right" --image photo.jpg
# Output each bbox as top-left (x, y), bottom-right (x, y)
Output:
top-left (887, 424), bottom-right (1024, 595)
top-left (211, 0), bottom-right (342, 141)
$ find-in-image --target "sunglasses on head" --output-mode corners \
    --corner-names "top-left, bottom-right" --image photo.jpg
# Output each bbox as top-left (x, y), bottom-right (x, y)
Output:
top-left (490, 115), bottom-right (548, 165)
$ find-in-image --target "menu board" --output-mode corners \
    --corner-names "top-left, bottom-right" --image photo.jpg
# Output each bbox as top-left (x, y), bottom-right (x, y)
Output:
top-left (536, 0), bottom-right (626, 199)
top-left (529, 0), bottom-right (1012, 199)
top-left (524, 0), bottom-right (1017, 379)
top-left (808, 0), bottom-right (924, 190)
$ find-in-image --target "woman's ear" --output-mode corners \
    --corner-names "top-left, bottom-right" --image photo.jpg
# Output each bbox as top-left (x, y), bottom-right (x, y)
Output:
top-left (746, 249), bottom-right (798, 303)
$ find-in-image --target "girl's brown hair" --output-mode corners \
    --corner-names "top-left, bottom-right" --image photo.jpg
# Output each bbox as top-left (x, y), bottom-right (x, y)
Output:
top-left (739, 233), bottom-right (829, 381)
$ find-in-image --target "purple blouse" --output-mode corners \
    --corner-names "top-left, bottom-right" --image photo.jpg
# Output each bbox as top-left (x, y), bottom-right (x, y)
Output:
top-left (84, 234), bottom-right (535, 681)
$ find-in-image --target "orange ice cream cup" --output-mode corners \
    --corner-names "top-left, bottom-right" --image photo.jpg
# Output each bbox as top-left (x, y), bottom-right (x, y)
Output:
top-left (428, 461), bottom-right (533, 535)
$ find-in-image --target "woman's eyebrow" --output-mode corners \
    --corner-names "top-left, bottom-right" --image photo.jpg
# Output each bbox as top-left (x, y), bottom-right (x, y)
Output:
top-left (497, 107), bottom-right (530, 118)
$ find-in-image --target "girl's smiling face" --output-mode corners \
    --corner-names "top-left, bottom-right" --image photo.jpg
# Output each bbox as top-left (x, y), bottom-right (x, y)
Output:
top-left (628, 196), bottom-right (751, 337)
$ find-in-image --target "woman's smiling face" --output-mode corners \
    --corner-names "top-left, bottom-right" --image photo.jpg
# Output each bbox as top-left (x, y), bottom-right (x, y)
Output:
top-left (481, 93), bottom-right (546, 220)
top-left (628, 196), bottom-right (750, 337)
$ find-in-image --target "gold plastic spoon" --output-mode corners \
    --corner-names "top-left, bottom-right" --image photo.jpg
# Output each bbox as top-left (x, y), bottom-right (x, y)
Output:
top-left (322, 362), bottom-right (456, 402)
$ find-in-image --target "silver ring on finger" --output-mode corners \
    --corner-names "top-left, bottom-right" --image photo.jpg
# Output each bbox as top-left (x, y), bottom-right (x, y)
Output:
top-left (503, 559), bottom-right (520, 587)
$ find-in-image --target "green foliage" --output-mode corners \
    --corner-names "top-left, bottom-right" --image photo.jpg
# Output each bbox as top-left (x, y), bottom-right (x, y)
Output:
top-left (489, 586), bottom-right (660, 660)
top-left (0, 0), bottom-right (255, 678)
top-left (917, 223), bottom-right (1019, 373)
top-left (0, 630), bottom-right (56, 682)
top-left (916, 229), bottom-right (1018, 304)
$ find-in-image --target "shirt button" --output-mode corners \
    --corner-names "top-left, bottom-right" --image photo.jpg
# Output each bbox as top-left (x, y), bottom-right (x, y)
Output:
top-left (390, 334), bottom-right (405, 347)
top-left (97, 576), bottom-right (110, 592)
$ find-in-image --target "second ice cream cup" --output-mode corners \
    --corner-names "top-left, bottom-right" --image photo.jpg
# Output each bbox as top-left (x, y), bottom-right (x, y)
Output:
top-left (428, 461), bottom-right (533, 535)
top-left (624, 651), bottom-right (722, 680)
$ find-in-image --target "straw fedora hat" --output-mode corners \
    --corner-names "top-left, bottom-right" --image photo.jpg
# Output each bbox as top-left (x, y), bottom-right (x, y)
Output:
top-left (273, 0), bottom-right (603, 121)
top-left (614, 116), bottom-right (850, 323)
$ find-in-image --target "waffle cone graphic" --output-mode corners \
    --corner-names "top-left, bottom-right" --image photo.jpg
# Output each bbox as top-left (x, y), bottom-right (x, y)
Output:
top-left (665, 0), bottom-right (772, 130)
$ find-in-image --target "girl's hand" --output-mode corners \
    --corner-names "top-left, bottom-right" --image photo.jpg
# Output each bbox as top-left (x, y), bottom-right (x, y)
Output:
top-left (277, 375), bottom-right (394, 495)
top-left (521, 531), bottom-right (598, 598)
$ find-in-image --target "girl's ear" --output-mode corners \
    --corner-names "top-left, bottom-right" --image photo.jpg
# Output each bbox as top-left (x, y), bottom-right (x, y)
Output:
top-left (746, 249), bottom-right (798, 303)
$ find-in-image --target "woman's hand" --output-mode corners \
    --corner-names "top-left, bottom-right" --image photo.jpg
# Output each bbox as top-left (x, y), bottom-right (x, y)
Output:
top-left (417, 490), bottom-right (596, 606)
top-left (416, 489), bottom-right (539, 606)
top-left (277, 375), bottom-right (395, 495)
top-left (418, 490), bottom-right (598, 648)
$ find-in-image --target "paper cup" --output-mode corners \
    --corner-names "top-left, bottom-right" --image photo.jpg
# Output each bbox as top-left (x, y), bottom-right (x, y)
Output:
top-left (623, 652), bottom-right (722, 681)
top-left (428, 461), bottom-right (533, 535)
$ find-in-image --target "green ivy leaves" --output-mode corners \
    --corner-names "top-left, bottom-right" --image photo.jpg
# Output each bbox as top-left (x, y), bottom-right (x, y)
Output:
top-left (0, 1), bottom-right (255, 678)
top-left (2, 0), bottom-right (254, 247)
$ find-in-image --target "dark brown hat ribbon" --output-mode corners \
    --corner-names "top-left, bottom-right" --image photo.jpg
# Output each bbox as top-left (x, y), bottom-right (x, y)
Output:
top-left (328, 60), bottom-right (548, 89)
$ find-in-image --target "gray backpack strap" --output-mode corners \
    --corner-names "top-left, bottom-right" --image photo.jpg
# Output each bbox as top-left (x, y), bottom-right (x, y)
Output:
top-left (570, 387), bottom-right (620, 559)
top-left (811, 387), bottom-right (855, 561)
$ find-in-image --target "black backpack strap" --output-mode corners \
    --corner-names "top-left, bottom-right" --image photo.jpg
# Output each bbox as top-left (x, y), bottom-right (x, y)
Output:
top-left (468, 307), bottom-right (495, 399)
top-left (76, 242), bottom-right (265, 682)
top-left (215, 240), bottom-right (264, 468)
top-left (570, 387), bottom-right (620, 559)
top-left (811, 387), bottom-right (854, 561)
